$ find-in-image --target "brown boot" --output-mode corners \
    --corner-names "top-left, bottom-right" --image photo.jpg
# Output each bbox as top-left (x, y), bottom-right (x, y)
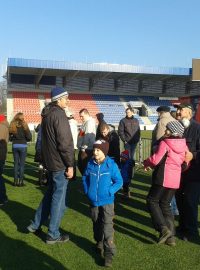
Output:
top-left (165, 236), bottom-right (176, 246)
top-left (158, 226), bottom-right (172, 244)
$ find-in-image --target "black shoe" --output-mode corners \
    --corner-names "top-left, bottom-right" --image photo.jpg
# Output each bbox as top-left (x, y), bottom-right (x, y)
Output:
top-left (182, 233), bottom-right (199, 242)
top-left (46, 234), bottom-right (70, 244)
top-left (0, 199), bottom-right (8, 206)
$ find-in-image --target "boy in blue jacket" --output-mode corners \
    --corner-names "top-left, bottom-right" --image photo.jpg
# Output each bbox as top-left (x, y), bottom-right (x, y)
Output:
top-left (82, 139), bottom-right (123, 267)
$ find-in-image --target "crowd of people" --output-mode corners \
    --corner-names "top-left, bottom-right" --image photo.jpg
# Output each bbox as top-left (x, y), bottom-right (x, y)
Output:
top-left (0, 86), bottom-right (200, 267)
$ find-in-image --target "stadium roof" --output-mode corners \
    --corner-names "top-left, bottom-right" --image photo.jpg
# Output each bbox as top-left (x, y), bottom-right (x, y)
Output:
top-left (7, 58), bottom-right (192, 82)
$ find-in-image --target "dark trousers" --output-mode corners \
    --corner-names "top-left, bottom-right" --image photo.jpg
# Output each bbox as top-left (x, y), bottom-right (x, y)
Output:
top-left (176, 180), bottom-right (200, 236)
top-left (77, 149), bottom-right (93, 175)
top-left (0, 161), bottom-right (7, 203)
top-left (146, 184), bottom-right (176, 235)
top-left (91, 204), bottom-right (116, 256)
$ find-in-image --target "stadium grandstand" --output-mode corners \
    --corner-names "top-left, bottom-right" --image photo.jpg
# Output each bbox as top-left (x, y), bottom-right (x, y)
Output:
top-left (3, 57), bottom-right (200, 130)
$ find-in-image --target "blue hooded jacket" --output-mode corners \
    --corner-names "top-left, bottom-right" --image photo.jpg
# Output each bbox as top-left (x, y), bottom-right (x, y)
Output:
top-left (120, 159), bottom-right (134, 184)
top-left (82, 156), bottom-right (123, 206)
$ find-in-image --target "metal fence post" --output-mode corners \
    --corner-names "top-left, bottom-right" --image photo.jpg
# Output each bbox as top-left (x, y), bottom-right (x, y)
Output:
top-left (139, 138), bottom-right (143, 165)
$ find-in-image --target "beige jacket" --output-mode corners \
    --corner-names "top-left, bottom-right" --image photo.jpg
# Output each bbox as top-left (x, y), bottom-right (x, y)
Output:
top-left (152, 112), bottom-right (175, 150)
top-left (0, 120), bottom-right (9, 160)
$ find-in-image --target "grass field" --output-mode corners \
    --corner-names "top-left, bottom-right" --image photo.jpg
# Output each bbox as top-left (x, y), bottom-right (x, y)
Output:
top-left (0, 144), bottom-right (200, 270)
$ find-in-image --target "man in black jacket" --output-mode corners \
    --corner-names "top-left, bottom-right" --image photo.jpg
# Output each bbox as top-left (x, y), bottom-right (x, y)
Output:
top-left (118, 107), bottom-right (140, 160)
top-left (27, 87), bottom-right (74, 244)
top-left (175, 103), bottom-right (200, 242)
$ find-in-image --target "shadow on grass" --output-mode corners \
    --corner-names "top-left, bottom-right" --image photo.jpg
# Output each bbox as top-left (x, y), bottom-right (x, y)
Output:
top-left (0, 231), bottom-right (67, 270)
top-left (66, 232), bottom-right (104, 267)
top-left (1, 200), bottom-right (36, 233)
top-left (114, 219), bottom-right (156, 244)
top-left (130, 172), bottom-right (151, 192)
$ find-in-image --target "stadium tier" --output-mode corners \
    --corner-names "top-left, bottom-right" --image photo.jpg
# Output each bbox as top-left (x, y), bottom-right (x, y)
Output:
top-left (12, 91), bottom-right (41, 123)
top-left (7, 90), bottom-right (185, 127)
top-left (5, 58), bottom-right (200, 126)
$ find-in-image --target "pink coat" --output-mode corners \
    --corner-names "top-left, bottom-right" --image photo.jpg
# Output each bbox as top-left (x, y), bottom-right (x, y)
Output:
top-left (144, 138), bottom-right (188, 189)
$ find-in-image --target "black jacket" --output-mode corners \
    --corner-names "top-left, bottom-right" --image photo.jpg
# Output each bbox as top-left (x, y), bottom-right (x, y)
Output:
top-left (41, 103), bottom-right (74, 171)
top-left (181, 119), bottom-right (200, 182)
top-left (101, 128), bottom-right (120, 166)
top-left (96, 119), bottom-right (107, 140)
top-left (9, 126), bottom-right (32, 144)
top-left (118, 116), bottom-right (140, 144)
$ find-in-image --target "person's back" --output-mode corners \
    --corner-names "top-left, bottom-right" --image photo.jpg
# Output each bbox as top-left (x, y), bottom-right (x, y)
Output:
top-left (9, 112), bottom-right (32, 186)
top-left (41, 103), bottom-right (74, 171)
top-left (147, 137), bottom-right (188, 189)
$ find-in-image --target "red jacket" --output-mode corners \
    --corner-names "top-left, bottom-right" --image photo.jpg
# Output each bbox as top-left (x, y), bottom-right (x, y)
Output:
top-left (144, 138), bottom-right (188, 189)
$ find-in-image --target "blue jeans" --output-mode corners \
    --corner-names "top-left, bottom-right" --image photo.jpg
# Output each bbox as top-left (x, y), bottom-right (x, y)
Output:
top-left (12, 147), bottom-right (27, 180)
top-left (124, 143), bottom-right (137, 160)
top-left (0, 161), bottom-right (8, 203)
top-left (31, 170), bottom-right (68, 239)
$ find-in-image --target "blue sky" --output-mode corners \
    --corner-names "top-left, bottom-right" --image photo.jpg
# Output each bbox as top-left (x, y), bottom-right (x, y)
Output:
top-left (0, 0), bottom-right (200, 79)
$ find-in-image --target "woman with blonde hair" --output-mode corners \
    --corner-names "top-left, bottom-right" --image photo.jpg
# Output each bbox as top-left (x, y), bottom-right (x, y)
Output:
top-left (9, 112), bottom-right (32, 186)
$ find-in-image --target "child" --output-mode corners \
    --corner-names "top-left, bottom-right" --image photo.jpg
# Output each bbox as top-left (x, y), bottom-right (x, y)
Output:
top-left (120, 150), bottom-right (135, 198)
top-left (143, 120), bottom-right (188, 246)
top-left (82, 139), bottom-right (123, 267)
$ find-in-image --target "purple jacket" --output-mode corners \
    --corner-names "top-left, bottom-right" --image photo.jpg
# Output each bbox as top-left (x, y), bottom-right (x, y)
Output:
top-left (144, 138), bottom-right (188, 189)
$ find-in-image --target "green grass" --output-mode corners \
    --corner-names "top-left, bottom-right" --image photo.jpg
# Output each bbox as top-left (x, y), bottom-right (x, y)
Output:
top-left (0, 144), bottom-right (200, 270)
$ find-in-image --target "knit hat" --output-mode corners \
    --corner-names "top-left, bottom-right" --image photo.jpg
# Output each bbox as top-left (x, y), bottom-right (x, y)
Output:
top-left (51, 87), bottom-right (68, 102)
top-left (93, 139), bottom-right (109, 156)
top-left (120, 150), bottom-right (129, 160)
top-left (166, 120), bottom-right (185, 137)
top-left (156, 106), bottom-right (171, 113)
top-left (0, 114), bottom-right (6, 122)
